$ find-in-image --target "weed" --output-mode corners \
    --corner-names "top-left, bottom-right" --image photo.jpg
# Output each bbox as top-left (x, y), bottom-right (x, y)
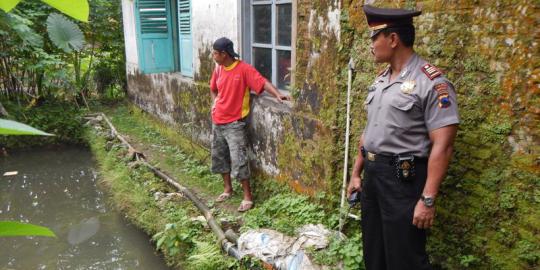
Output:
top-left (186, 241), bottom-right (237, 270)
top-left (242, 193), bottom-right (327, 235)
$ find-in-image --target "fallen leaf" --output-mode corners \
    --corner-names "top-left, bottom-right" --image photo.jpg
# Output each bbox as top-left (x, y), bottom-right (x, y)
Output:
top-left (3, 171), bottom-right (18, 176)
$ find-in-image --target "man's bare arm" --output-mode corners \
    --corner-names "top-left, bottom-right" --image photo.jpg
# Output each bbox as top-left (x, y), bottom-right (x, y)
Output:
top-left (423, 125), bottom-right (458, 197)
top-left (263, 81), bottom-right (291, 102)
top-left (347, 134), bottom-right (365, 197)
top-left (413, 124), bottom-right (457, 229)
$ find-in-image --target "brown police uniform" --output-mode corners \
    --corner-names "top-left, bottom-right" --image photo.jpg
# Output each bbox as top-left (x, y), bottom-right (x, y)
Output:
top-left (359, 5), bottom-right (460, 270)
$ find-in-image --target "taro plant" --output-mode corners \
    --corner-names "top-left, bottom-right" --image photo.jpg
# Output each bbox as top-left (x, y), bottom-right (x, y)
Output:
top-left (0, 221), bottom-right (55, 237)
top-left (0, 0), bottom-right (90, 105)
top-left (0, 118), bottom-right (53, 135)
top-left (0, 0), bottom-right (89, 22)
top-left (45, 12), bottom-right (90, 107)
top-left (1, 0), bottom-right (125, 104)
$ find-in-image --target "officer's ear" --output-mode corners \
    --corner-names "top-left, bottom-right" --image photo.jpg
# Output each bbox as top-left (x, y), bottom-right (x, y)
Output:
top-left (389, 32), bottom-right (400, 49)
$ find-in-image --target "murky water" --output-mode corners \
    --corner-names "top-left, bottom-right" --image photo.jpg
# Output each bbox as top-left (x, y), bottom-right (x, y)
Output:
top-left (0, 146), bottom-right (170, 269)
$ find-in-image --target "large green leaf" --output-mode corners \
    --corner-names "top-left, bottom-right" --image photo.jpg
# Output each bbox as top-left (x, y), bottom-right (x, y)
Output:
top-left (0, 0), bottom-right (88, 22)
top-left (41, 0), bottom-right (89, 22)
top-left (0, 119), bottom-right (53, 136)
top-left (0, 0), bottom-right (22, 12)
top-left (4, 13), bottom-right (43, 48)
top-left (46, 13), bottom-right (85, 53)
top-left (0, 221), bottom-right (56, 237)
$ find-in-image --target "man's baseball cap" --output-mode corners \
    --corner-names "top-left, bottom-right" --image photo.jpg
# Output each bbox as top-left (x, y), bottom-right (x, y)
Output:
top-left (363, 5), bottom-right (421, 38)
top-left (213, 37), bottom-right (240, 58)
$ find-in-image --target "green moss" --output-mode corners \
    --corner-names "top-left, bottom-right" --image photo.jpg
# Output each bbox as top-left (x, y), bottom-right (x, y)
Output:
top-left (336, 1), bottom-right (539, 269)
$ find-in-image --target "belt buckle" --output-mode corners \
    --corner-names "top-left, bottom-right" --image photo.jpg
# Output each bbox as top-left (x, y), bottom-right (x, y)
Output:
top-left (367, 152), bottom-right (376, 161)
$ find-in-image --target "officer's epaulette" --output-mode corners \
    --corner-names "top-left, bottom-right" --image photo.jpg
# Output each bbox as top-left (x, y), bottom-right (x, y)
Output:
top-left (377, 66), bottom-right (390, 77)
top-left (421, 63), bottom-right (443, 80)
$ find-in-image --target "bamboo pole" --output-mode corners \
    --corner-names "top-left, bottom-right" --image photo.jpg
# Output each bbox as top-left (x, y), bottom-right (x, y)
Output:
top-left (95, 112), bottom-right (243, 260)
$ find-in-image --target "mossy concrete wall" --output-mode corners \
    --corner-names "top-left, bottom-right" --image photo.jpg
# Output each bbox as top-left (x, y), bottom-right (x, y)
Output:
top-left (337, 1), bottom-right (538, 268)
top-left (125, 0), bottom-right (538, 268)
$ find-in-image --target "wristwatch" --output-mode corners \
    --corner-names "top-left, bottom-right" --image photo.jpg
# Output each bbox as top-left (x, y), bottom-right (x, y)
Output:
top-left (420, 195), bottom-right (435, 207)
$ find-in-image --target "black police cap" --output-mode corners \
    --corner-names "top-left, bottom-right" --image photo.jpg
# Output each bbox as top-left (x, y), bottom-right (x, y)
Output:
top-left (363, 5), bottom-right (421, 38)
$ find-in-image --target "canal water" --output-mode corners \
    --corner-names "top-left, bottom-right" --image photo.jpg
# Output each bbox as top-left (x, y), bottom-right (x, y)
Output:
top-left (0, 146), bottom-right (170, 269)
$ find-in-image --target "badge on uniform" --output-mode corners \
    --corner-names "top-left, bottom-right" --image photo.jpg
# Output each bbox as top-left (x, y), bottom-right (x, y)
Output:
top-left (434, 83), bottom-right (451, 108)
top-left (401, 160), bottom-right (411, 177)
top-left (401, 80), bottom-right (415, 94)
top-left (396, 155), bottom-right (416, 182)
top-left (421, 63), bottom-right (442, 80)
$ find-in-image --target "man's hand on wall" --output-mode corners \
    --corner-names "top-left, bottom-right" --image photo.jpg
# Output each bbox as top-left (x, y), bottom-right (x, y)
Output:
top-left (276, 94), bottom-right (292, 103)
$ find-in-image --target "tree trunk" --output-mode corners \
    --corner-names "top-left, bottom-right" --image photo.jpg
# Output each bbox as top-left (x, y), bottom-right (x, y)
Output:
top-left (0, 101), bottom-right (9, 116)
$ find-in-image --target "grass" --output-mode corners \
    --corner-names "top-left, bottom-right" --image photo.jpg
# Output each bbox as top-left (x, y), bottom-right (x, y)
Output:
top-left (86, 126), bottom-right (240, 269)
top-left (87, 101), bottom-right (364, 269)
top-left (94, 102), bottom-right (294, 211)
top-left (96, 103), bottom-right (239, 204)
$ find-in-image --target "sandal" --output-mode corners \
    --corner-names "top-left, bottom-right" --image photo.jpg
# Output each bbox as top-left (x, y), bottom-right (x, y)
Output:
top-left (215, 192), bottom-right (232, 202)
top-left (237, 200), bottom-right (254, 212)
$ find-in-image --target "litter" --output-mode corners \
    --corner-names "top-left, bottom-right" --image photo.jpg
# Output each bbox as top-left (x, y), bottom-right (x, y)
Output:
top-left (3, 171), bottom-right (18, 176)
top-left (237, 224), bottom-right (342, 270)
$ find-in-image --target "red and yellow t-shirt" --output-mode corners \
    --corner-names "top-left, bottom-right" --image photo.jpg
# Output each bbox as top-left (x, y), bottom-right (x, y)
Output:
top-left (209, 60), bottom-right (267, 124)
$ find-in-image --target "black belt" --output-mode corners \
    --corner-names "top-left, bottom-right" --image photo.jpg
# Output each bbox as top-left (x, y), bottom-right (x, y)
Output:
top-left (361, 147), bottom-right (427, 165)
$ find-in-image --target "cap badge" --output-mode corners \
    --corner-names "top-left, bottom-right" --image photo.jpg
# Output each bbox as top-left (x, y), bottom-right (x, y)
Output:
top-left (401, 80), bottom-right (415, 94)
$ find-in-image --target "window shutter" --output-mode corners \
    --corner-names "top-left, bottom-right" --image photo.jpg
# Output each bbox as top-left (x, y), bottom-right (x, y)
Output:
top-left (178, 0), bottom-right (193, 77)
top-left (135, 0), bottom-right (174, 73)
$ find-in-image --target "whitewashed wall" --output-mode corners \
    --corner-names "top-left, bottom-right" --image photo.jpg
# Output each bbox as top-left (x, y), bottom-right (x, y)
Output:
top-left (121, 0), bottom-right (139, 73)
top-left (192, 0), bottom-right (239, 75)
top-left (120, 0), bottom-right (239, 76)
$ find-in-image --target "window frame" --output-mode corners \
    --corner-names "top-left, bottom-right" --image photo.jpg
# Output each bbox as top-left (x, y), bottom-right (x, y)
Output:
top-left (176, 0), bottom-right (193, 77)
top-left (134, 0), bottom-right (193, 77)
top-left (241, 0), bottom-right (295, 92)
top-left (134, 0), bottom-right (176, 74)
top-left (170, 0), bottom-right (194, 77)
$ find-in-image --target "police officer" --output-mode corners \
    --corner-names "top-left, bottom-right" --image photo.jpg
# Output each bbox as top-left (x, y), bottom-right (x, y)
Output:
top-left (346, 5), bottom-right (460, 270)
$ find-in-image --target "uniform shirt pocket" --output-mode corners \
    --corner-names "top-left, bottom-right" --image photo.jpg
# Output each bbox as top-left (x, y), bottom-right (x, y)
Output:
top-left (390, 96), bottom-right (415, 111)
top-left (386, 96), bottom-right (418, 129)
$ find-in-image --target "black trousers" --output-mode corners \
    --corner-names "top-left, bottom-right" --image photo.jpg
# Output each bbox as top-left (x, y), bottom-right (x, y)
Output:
top-left (361, 158), bottom-right (432, 270)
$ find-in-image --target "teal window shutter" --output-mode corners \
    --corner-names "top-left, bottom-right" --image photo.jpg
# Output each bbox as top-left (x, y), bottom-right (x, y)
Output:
top-left (178, 0), bottom-right (193, 77)
top-left (135, 0), bottom-right (174, 74)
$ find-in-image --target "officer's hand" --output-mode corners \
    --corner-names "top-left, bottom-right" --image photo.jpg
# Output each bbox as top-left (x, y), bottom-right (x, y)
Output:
top-left (412, 200), bottom-right (436, 229)
top-left (347, 176), bottom-right (362, 198)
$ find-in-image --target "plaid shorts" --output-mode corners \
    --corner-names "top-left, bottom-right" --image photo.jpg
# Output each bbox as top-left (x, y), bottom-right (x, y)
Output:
top-left (211, 120), bottom-right (250, 180)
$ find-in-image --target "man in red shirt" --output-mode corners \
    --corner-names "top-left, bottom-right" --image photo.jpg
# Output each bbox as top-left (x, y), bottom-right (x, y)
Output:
top-left (210, 37), bottom-right (290, 212)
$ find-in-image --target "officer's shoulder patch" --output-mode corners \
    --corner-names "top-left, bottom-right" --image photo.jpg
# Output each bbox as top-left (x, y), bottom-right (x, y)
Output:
top-left (421, 63), bottom-right (443, 80)
top-left (434, 83), bottom-right (449, 95)
top-left (434, 83), bottom-right (451, 108)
